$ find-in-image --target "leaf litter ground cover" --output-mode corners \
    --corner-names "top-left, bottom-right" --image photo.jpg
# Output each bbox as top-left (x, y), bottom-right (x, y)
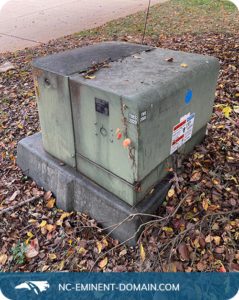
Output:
top-left (0, 0), bottom-right (239, 272)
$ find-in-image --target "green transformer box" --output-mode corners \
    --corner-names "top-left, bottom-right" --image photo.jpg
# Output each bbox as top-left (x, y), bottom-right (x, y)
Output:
top-left (32, 42), bottom-right (219, 206)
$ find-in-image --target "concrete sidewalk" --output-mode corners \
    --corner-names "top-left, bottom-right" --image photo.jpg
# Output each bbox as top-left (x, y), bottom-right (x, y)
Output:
top-left (0, 0), bottom-right (167, 53)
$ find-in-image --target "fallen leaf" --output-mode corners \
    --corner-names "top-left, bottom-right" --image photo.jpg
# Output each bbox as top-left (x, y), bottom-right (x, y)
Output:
top-left (0, 254), bottom-right (8, 265)
top-left (9, 190), bottom-right (20, 202)
top-left (25, 231), bottom-right (34, 244)
top-left (98, 257), bottom-right (108, 269)
top-left (178, 243), bottom-right (189, 261)
top-left (213, 236), bottom-right (221, 246)
top-left (167, 188), bottom-right (175, 198)
top-left (46, 197), bottom-right (55, 208)
top-left (180, 63), bottom-right (188, 68)
top-left (84, 75), bottom-right (96, 79)
top-left (190, 171), bottom-right (201, 182)
top-left (44, 191), bottom-right (52, 201)
top-left (96, 241), bottom-right (102, 254)
top-left (202, 198), bottom-right (209, 211)
top-left (45, 224), bottom-right (56, 233)
top-left (222, 106), bottom-right (232, 118)
top-left (49, 253), bottom-right (57, 260)
top-left (38, 220), bottom-right (47, 228)
top-left (165, 57), bottom-right (174, 62)
top-left (0, 61), bottom-right (15, 73)
top-left (140, 243), bottom-right (146, 262)
top-left (25, 238), bottom-right (39, 259)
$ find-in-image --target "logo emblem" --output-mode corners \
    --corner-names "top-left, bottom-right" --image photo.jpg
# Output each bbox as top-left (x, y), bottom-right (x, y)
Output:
top-left (15, 281), bottom-right (50, 295)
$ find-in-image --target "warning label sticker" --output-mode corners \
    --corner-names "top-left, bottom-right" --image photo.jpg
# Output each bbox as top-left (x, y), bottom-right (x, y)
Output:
top-left (170, 112), bottom-right (195, 154)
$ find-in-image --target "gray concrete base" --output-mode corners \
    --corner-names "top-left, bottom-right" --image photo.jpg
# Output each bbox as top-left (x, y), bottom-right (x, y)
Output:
top-left (17, 133), bottom-right (171, 246)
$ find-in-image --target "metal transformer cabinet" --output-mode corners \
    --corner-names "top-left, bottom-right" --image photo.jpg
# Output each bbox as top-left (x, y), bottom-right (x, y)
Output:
top-left (32, 42), bottom-right (219, 206)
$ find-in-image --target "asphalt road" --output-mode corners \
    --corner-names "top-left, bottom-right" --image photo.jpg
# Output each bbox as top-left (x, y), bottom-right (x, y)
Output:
top-left (0, 0), bottom-right (167, 53)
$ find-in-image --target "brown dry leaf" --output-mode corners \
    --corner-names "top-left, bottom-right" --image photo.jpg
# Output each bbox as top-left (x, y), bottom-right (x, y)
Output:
top-left (119, 249), bottom-right (127, 257)
top-left (165, 57), bottom-right (174, 62)
top-left (190, 171), bottom-right (201, 182)
top-left (0, 254), bottom-right (8, 265)
top-left (25, 238), bottom-right (39, 259)
top-left (197, 261), bottom-right (206, 271)
top-left (44, 191), bottom-right (52, 201)
top-left (9, 190), bottom-right (20, 202)
top-left (46, 197), bottom-right (55, 208)
top-left (140, 243), bottom-right (146, 262)
top-left (178, 243), bottom-right (189, 261)
top-left (98, 257), bottom-right (108, 269)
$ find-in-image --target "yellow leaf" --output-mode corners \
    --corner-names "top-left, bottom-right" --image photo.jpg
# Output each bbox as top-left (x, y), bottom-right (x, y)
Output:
top-left (59, 260), bottom-right (65, 271)
top-left (59, 212), bottom-right (71, 221)
top-left (84, 75), bottom-right (96, 79)
top-left (56, 212), bottom-right (72, 225)
top-left (45, 224), bottom-right (56, 233)
top-left (235, 93), bottom-right (239, 97)
top-left (180, 63), bottom-right (188, 68)
top-left (213, 236), bottom-right (221, 246)
top-left (98, 257), bottom-right (108, 269)
top-left (102, 239), bottom-right (108, 247)
top-left (222, 106), bottom-right (232, 118)
top-left (205, 235), bottom-right (213, 243)
top-left (0, 254), bottom-right (8, 265)
top-left (140, 243), bottom-right (146, 262)
top-left (49, 253), bottom-right (57, 260)
top-left (212, 178), bottom-right (220, 185)
top-left (96, 241), bottom-right (102, 254)
top-left (202, 199), bottom-right (209, 211)
top-left (78, 247), bottom-right (87, 255)
top-left (167, 188), bottom-right (175, 198)
top-left (38, 220), bottom-right (47, 228)
top-left (26, 231), bottom-right (34, 244)
top-left (46, 197), bottom-right (55, 208)
top-left (162, 226), bottom-right (174, 233)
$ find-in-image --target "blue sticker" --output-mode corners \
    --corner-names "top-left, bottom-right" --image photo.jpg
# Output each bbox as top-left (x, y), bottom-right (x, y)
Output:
top-left (185, 89), bottom-right (193, 104)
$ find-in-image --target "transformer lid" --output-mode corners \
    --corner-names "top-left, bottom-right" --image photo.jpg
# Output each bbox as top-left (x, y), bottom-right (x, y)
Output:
top-left (71, 47), bottom-right (219, 100)
top-left (32, 42), bottom-right (152, 76)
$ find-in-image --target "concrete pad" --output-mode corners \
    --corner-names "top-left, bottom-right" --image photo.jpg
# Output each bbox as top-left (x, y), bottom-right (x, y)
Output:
top-left (0, 0), bottom-right (168, 53)
top-left (17, 133), bottom-right (171, 246)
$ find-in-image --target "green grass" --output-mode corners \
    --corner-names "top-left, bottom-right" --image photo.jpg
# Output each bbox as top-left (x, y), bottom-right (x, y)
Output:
top-left (77, 0), bottom-right (239, 40)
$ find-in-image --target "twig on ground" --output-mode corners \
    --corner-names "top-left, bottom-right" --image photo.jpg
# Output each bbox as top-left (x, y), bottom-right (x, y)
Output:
top-left (0, 196), bottom-right (42, 215)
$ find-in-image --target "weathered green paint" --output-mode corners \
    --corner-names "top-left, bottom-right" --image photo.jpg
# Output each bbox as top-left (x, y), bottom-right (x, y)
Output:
top-left (32, 42), bottom-right (219, 206)
top-left (33, 68), bottom-right (76, 167)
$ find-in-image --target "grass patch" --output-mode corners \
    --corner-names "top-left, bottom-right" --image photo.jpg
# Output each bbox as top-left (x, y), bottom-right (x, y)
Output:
top-left (77, 0), bottom-right (239, 40)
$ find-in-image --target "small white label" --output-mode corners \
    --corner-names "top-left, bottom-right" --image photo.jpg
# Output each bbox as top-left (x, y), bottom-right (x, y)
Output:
top-left (140, 111), bottom-right (147, 122)
top-left (128, 113), bottom-right (138, 125)
top-left (170, 113), bottom-right (195, 154)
